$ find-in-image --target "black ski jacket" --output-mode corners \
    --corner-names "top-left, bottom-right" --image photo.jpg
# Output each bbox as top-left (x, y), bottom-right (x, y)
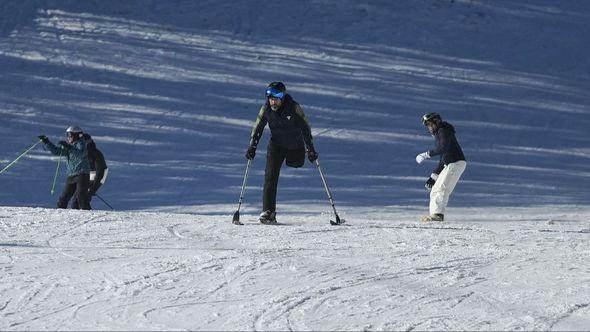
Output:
top-left (428, 121), bottom-right (466, 174)
top-left (85, 137), bottom-right (108, 190)
top-left (249, 94), bottom-right (314, 151)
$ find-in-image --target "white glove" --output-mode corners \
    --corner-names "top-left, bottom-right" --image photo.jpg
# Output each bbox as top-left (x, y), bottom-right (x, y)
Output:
top-left (415, 151), bottom-right (430, 164)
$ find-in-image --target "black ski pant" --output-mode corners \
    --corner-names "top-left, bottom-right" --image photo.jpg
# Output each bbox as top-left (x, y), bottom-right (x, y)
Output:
top-left (71, 181), bottom-right (100, 209)
top-left (58, 174), bottom-right (91, 210)
top-left (263, 142), bottom-right (305, 212)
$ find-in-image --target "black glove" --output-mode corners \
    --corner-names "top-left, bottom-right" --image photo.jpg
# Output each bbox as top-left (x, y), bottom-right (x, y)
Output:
top-left (307, 149), bottom-right (318, 163)
top-left (38, 135), bottom-right (49, 143)
top-left (245, 146), bottom-right (256, 160)
top-left (82, 133), bottom-right (92, 140)
top-left (58, 140), bottom-right (70, 149)
top-left (425, 176), bottom-right (436, 190)
top-left (88, 182), bottom-right (101, 196)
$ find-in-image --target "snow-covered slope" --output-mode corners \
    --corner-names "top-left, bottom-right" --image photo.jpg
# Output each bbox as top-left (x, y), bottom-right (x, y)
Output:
top-left (2, 206), bottom-right (590, 331)
top-left (1, 1), bottom-right (590, 330)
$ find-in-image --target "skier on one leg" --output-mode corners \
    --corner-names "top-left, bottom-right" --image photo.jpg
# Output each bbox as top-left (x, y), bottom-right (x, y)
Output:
top-left (415, 113), bottom-right (466, 222)
top-left (245, 82), bottom-right (318, 224)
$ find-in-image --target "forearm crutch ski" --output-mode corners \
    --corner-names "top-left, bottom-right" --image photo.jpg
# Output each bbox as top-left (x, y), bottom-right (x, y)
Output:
top-left (315, 159), bottom-right (345, 225)
top-left (232, 159), bottom-right (252, 225)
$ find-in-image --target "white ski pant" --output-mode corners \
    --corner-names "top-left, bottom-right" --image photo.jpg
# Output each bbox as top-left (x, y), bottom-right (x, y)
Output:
top-left (430, 160), bottom-right (466, 215)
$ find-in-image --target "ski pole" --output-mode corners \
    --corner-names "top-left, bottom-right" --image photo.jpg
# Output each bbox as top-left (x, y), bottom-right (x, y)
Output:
top-left (50, 149), bottom-right (64, 195)
top-left (95, 194), bottom-right (114, 210)
top-left (0, 141), bottom-right (42, 175)
top-left (232, 159), bottom-right (252, 225)
top-left (315, 159), bottom-right (345, 225)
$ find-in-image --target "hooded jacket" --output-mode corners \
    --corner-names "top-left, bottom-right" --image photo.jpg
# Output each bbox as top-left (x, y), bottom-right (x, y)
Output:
top-left (249, 94), bottom-right (314, 151)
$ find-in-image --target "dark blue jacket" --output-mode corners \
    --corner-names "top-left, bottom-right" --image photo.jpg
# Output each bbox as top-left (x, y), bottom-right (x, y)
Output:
top-left (428, 122), bottom-right (466, 174)
top-left (44, 139), bottom-right (90, 177)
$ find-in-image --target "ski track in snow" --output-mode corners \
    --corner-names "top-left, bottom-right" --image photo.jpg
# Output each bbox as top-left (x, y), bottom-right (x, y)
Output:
top-left (1, 206), bottom-right (589, 330)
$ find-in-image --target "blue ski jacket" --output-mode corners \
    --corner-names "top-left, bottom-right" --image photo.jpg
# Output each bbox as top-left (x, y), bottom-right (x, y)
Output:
top-left (44, 139), bottom-right (90, 177)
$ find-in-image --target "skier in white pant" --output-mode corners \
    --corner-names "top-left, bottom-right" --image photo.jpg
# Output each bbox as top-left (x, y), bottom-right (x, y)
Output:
top-left (415, 113), bottom-right (466, 222)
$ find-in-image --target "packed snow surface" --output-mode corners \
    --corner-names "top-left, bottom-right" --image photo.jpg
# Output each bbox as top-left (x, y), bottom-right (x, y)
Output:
top-left (1, 206), bottom-right (590, 330)
top-left (1, 0), bottom-right (590, 330)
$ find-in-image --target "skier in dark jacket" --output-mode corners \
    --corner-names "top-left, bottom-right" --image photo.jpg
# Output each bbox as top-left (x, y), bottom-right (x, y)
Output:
top-left (38, 126), bottom-right (91, 210)
top-left (72, 133), bottom-right (108, 209)
top-left (245, 82), bottom-right (318, 224)
top-left (415, 113), bottom-right (466, 222)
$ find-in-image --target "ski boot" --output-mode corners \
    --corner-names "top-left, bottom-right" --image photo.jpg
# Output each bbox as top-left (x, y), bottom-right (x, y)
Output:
top-left (259, 210), bottom-right (277, 225)
top-left (420, 213), bottom-right (444, 222)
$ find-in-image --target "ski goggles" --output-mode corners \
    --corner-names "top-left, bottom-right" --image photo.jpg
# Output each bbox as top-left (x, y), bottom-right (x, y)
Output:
top-left (265, 87), bottom-right (285, 99)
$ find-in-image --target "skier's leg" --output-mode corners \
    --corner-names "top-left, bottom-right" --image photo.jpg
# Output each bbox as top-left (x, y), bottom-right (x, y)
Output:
top-left (439, 161), bottom-right (466, 210)
top-left (57, 176), bottom-right (76, 209)
top-left (71, 194), bottom-right (79, 209)
top-left (74, 174), bottom-right (92, 210)
top-left (285, 146), bottom-right (305, 168)
top-left (72, 180), bottom-right (95, 209)
top-left (429, 161), bottom-right (466, 215)
top-left (263, 142), bottom-right (286, 213)
top-left (86, 180), bottom-right (98, 206)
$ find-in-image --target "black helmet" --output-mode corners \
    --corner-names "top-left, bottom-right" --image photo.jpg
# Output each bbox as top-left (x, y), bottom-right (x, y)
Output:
top-left (265, 81), bottom-right (286, 99)
top-left (422, 112), bottom-right (442, 126)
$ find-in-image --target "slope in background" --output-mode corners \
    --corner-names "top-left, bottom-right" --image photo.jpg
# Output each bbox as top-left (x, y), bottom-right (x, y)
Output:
top-left (1, 0), bottom-right (589, 212)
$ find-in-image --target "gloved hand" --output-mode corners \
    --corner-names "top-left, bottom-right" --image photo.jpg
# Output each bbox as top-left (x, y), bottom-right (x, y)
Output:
top-left (415, 151), bottom-right (430, 164)
top-left (82, 133), bottom-right (92, 140)
top-left (307, 149), bottom-right (318, 163)
top-left (58, 140), bottom-right (69, 149)
top-left (38, 135), bottom-right (49, 143)
top-left (88, 182), bottom-right (101, 196)
top-left (245, 146), bottom-right (256, 160)
top-left (425, 173), bottom-right (438, 190)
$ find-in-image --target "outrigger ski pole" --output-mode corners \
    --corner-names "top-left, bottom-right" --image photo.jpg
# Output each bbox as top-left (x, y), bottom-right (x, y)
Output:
top-left (315, 159), bottom-right (345, 225)
top-left (232, 159), bottom-right (252, 225)
top-left (0, 141), bottom-right (42, 175)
